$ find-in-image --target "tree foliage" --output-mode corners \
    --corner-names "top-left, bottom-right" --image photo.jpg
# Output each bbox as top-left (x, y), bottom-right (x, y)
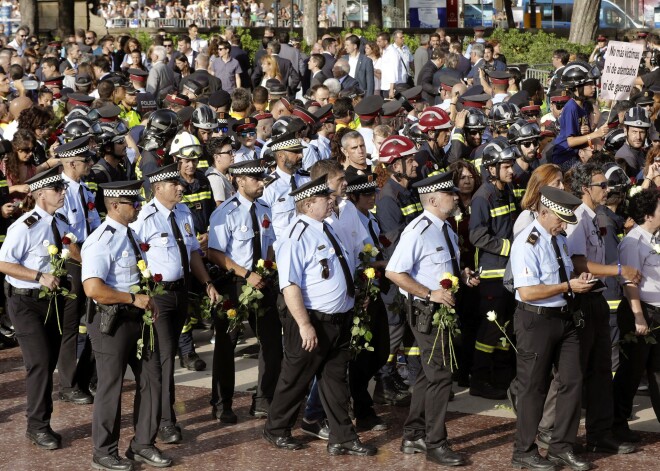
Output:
top-left (488, 28), bottom-right (594, 65)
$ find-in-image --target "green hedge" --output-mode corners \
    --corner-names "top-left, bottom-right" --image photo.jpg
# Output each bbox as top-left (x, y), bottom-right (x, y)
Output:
top-left (487, 28), bottom-right (595, 65)
top-left (340, 24), bottom-right (421, 54)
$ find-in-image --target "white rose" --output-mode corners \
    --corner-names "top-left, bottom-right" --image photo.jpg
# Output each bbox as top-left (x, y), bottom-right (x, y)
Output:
top-left (371, 247), bottom-right (379, 258)
top-left (65, 232), bottom-right (78, 244)
top-left (629, 185), bottom-right (642, 197)
top-left (653, 244), bottom-right (660, 254)
top-left (141, 269), bottom-right (152, 279)
top-left (61, 248), bottom-right (71, 260)
top-left (486, 310), bottom-right (497, 322)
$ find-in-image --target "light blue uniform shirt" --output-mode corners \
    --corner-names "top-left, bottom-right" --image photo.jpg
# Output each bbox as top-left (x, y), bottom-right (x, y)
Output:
top-left (234, 145), bottom-right (258, 163)
top-left (565, 203), bottom-right (605, 265)
top-left (276, 214), bottom-right (355, 314)
top-left (387, 210), bottom-right (459, 299)
top-left (358, 208), bottom-right (381, 247)
top-left (511, 219), bottom-right (573, 308)
top-left (325, 199), bottom-right (369, 267)
top-left (130, 198), bottom-right (201, 282)
top-left (310, 135), bottom-right (331, 161)
top-left (0, 205), bottom-right (71, 289)
top-left (261, 167), bottom-right (310, 240)
top-left (301, 141), bottom-right (322, 171)
top-left (81, 216), bottom-right (143, 293)
top-left (208, 192), bottom-right (275, 270)
top-left (57, 173), bottom-right (101, 243)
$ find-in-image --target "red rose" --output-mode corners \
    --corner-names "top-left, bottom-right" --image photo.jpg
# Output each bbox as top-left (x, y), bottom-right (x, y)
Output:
top-left (599, 227), bottom-right (607, 237)
top-left (425, 161), bottom-right (434, 169)
top-left (153, 273), bottom-right (163, 283)
top-left (156, 149), bottom-right (165, 157)
top-left (264, 260), bottom-right (273, 270)
top-left (139, 243), bottom-right (150, 252)
top-left (61, 236), bottom-right (71, 245)
top-left (222, 299), bottom-right (234, 310)
top-left (87, 202), bottom-right (96, 211)
top-left (378, 235), bottom-right (392, 248)
top-left (262, 218), bottom-right (271, 228)
top-left (440, 279), bottom-right (453, 290)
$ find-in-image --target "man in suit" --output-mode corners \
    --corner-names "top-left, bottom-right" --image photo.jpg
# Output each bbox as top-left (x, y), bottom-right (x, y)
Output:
top-left (146, 45), bottom-right (176, 99)
top-left (321, 37), bottom-right (337, 79)
top-left (60, 43), bottom-right (81, 74)
top-left (181, 54), bottom-right (222, 94)
top-left (277, 31), bottom-right (305, 85)
top-left (342, 35), bottom-right (374, 96)
top-left (176, 35), bottom-right (198, 73)
top-left (229, 36), bottom-right (252, 91)
top-left (308, 54), bottom-right (328, 92)
top-left (451, 41), bottom-right (471, 78)
top-left (333, 59), bottom-right (360, 91)
top-left (418, 48), bottom-right (445, 104)
top-left (254, 27), bottom-right (276, 75)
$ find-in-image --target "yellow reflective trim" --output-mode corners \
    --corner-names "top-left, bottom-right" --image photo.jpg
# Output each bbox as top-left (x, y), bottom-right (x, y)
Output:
top-left (0, 180), bottom-right (8, 188)
top-left (473, 158), bottom-right (482, 169)
top-left (500, 238), bottom-right (511, 257)
top-left (403, 347), bottom-right (421, 355)
top-left (0, 235), bottom-right (5, 243)
top-left (480, 269), bottom-right (505, 279)
top-left (607, 300), bottom-right (621, 311)
top-left (401, 203), bottom-right (421, 216)
top-left (489, 203), bottom-right (516, 218)
top-left (494, 343), bottom-right (510, 351)
top-left (475, 341), bottom-right (495, 353)
top-left (79, 325), bottom-right (87, 334)
top-left (197, 161), bottom-right (209, 168)
top-left (452, 133), bottom-right (465, 144)
top-left (513, 188), bottom-right (525, 197)
top-left (183, 191), bottom-right (213, 203)
top-left (87, 182), bottom-right (99, 191)
top-left (387, 354), bottom-right (396, 362)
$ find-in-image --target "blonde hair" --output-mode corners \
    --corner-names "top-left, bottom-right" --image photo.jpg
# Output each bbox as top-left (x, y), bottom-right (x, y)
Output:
top-left (520, 164), bottom-right (562, 211)
top-left (261, 55), bottom-right (282, 82)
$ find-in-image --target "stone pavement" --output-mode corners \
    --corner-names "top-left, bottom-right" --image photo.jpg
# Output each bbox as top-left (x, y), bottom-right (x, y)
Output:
top-left (1, 328), bottom-right (660, 470)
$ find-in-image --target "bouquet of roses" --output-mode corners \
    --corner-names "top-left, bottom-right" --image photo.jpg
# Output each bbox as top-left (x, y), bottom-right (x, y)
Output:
top-left (39, 233), bottom-right (78, 334)
top-left (255, 258), bottom-right (278, 289)
top-left (216, 296), bottom-right (244, 332)
top-left (350, 244), bottom-right (382, 356)
top-left (428, 272), bottom-right (460, 370)
top-left (130, 259), bottom-right (165, 359)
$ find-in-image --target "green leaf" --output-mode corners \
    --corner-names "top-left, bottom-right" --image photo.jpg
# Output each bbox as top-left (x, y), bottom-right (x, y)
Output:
top-left (351, 326), bottom-right (360, 336)
top-left (364, 331), bottom-right (373, 342)
top-left (366, 346), bottom-right (375, 352)
top-left (359, 327), bottom-right (366, 335)
top-left (129, 285), bottom-right (141, 293)
top-left (353, 316), bottom-right (360, 325)
top-left (645, 336), bottom-right (657, 345)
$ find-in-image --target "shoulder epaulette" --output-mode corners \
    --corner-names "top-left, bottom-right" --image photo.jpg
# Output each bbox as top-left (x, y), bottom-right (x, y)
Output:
top-left (526, 228), bottom-right (540, 246)
top-left (55, 212), bottom-right (69, 224)
top-left (256, 199), bottom-right (268, 208)
top-left (143, 203), bottom-right (158, 219)
top-left (413, 216), bottom-right (433, 234)
top-left (226, 196), bottom-right (240, 214)
top-left (23, 212), bottom-right (41, 228)
top-left (97, 224), bottom-right (116, 243)
top-left (289, 219), bottom-right (308, 241)
top-left (297, 169), bottom-right (310, 177)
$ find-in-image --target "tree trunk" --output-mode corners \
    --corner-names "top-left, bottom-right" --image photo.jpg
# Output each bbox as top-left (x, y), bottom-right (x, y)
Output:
top-left (302, 0), bottom-right (317, 48)
top-left (58, 0), bottom-right (75, 38)
top-left (503, 0), bottom-right (515, 29)
top-left (568, 0), bottom-right (602, 45)
top-left (19, 0), bottom-right (38, 36)
top-left (368, 0), bottom-right (382, 29)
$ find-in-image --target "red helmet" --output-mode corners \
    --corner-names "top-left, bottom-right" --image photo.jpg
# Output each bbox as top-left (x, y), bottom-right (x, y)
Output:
top-left (378, 135), bottom-right (417, 165)
top-left (417, 106), bottom-right (452, 132)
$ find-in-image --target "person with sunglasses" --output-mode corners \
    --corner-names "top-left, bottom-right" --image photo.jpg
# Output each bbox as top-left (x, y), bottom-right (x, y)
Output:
top-left (541, 89), bottom-right (571, 125)
top-left (7, 27), bottom-right (28, 58)
top-left (448, 108), bottom-right (488, 164)
top-left (509, 119), bottom-right (542, 203)
top-left (232, 117), bottom-right (259, 163)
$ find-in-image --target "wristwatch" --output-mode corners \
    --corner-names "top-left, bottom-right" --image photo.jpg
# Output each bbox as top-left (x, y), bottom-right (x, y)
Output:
top-left (244, 270), bottom-right (252, 280)
top-left (34, 271), bottom-right (43, 282)
top-left (130, 292), bottom-right (136, 305)
top-left (424, 290), bottom-right (432, 302)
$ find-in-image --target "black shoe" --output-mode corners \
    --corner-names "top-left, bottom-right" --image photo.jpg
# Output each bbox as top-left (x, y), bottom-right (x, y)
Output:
top-left (25, 430), bottom-right (61, 450)
top-left (157, 425), bottom-right (182, 444)
top-left (355, 414), bottom-right (389, 432)
top-left (92, 455), bottom-right (134, 471)
top-left (586, 433), bottom-right (635, 454)
top-left (59, 389), bottom-right (93, 404)
top-left (47, 427), bottom-right (62, 442)
top-left (511, 453), bottom-right (556, 470)
top-left (507, 387), bottom-right (518, 415)
top-left (301, 418), bottom-right (330, 440)
top-left (426, 443), bottom-right (466, 466)
top-left (126, 446), bottom-right (172, 468)
top-left (373, 380), bottom-right (412, 406)
top-left (612, 427), bottom-right (641, 443)
top-left (262, 429), bottom-right (304, 450)
top-left (179, 352), bottom-right (206, 371)
top-left (536, 430), bottom-right (552, 449)
top-left (89, 382), bottom-right (97, 397)
top-left (469, 380), bottom-right (507, 400)
top-left (327, 438), bottom-right (377, 456)
top-left (547, 451), bottom-right (591, 471)
top-left (249, 401), bottom-right (268, 418)
top-left (391, 372), bottom-right (411, 392)
top-left (220, 407), bottom-right (238, 424)
top-left (400, 438), bottom-right (427, 454)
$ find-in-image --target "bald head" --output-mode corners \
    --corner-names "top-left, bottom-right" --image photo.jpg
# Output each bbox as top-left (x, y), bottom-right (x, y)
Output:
top-left (9, 96), bottom-right (33, 120)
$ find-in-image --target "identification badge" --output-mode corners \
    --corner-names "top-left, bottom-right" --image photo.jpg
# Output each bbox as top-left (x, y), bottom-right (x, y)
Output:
top-left (43, 240), bottom-right (50, 247)
top-left (240, 225), bottom-right (248, 232)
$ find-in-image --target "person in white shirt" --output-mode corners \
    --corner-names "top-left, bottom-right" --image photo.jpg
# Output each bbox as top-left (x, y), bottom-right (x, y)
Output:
top-left (7, 26), bottom-right (28, 57)
top-left (380, 30), bottom-right (413, 100)
top-left (188, 24), bottom-right (208, 53)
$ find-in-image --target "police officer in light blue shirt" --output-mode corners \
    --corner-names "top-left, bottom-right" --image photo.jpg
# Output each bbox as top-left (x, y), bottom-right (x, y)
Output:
top-left (264, 175), bottom-right (377, 457)
top-left (0, 167), bottom-right (69, 451)
top-left (81, 180), bottom-right (170, 471)
top-left (208, 159), bottom-right (281, 423)
top-left (260, 132), bottom-right (310, 239)
top-left (130, 163), bottom-right (219, 446)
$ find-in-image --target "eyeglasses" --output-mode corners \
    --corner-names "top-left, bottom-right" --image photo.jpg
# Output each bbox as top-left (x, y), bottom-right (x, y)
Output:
top-left (18, 34), bottom-right (26, 38)
top-left (217, 126), bottom-right (229, 134)
top-left (117, 201), bottom-right (142, 209)
top-left (85, 37), bottom-right (94, 40)
top-left (520, 140), bottom-right (539, 148)
top-left (217, 150), bottom-right (236, 156)
top-left (589, 181), bottom-right (608, 189)
top-left (240, 131), bottom-right (256, 137)
top-left (48, 182), bottom-right (69, 192)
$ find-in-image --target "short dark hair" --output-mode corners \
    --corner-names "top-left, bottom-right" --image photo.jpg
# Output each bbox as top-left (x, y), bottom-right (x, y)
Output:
top-left (570, 162), bottom-right (603, 197)
top-left (345, 35), bottom-right (360, 47)
top-left (268, 40), bottom-right (281, 54)
top-left (629, 189), bottom-right (660, 225)
top-left (178, 35), bottom-right (191, 45)
top-left (93, 55), bottom-right (111, 72)
top-left (278, 31), bottom-right (289, 44)
top-left (310, 159), bottom-right (343, 180)
top-left (321, 37), bottom-right (336, 51)
top-left (309, 53), bottom-right (325, 70)
top-left (553, 49), bottom-right (570, 65)
top-left (332, 97), bottom-right (353, 118)
top-left (253, 86), bottom-right (268, 104)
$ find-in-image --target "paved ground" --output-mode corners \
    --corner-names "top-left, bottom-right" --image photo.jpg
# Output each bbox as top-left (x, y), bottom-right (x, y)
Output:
top-left (1, 328), bottom-right (660, 471)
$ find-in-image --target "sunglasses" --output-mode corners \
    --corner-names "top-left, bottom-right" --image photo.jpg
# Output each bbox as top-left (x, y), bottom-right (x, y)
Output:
top-left (48, 182), bottom-right (69, 192)
top-left (164, 44), bottom-right (173, 48)
top-left (218, 150), bottom-right (236, 156)
top-left (117, 201), bottom-right (142, 209)
top-left (521, 140), bottom-right (539, 148)
top-left (240, 131), bottom-right (256, 137)
top-left (217, 126), bottom-right (229, 133)
top-left (589, 181), bottom-right (608, 189)
top-left (553, 102), bottom-right (566, 110)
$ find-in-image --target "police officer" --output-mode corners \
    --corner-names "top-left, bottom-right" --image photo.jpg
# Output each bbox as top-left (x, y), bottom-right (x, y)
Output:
top-left (55, 137), bottom-right (102, 405)
top-left (612, 189), bottom-right (660, 443)
top-left (0, 167), bottom-right (69, 450)
top-left (131, 163), bottom-right (220, 445)
top-left (81, 180), bottom-right (170, 471)
top-left (208, 159), bottom-right (280, 422)
top-left (510, 186), bottom-right (594, 471)
top-left (467, 138), bottom-right (518, 400)
top-left (263, 175), bottom-right (376, 457)
top-left (233, 117), bottom-right (259, 163)
top-left (386, 171), bottom-right (478, 467)
top-left (260, 132), bottom-right (310, 240)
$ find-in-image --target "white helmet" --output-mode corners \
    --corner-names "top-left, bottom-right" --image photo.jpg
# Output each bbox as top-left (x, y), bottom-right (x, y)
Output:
top-left (169, 131), bottom-right (203, 159)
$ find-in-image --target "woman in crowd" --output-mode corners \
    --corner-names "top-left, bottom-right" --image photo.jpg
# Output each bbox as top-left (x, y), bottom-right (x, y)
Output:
top-left (513, 163), bottom-right (564, 238)
top-left (365, 41), bottom-right (382, 95)
top-left (260, 55), bottom-right (282, 87)
top-left (205, 136), bottom-right (235, 206)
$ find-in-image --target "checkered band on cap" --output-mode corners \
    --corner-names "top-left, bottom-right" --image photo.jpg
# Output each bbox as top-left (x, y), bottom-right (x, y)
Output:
top-left (228, 165), bottom-right (265, 175)
top-left (29, 173), bottom-right (62, 192)
top-left (270, 138), bottom-right (301, 151)
top-left (103, 188), bottom-right (141, 198)
top-left (149, 170), bottom-right (180, 184)
top-left (416, 179), bottom-right (454, 195)
top-left (346, 180), bottom-right (378, 193)
top-left (57, 143), bottom-right (90, 158)
top-left (540, 194), bottom-right (573, 217)
top-left (293, 182), bottom-right (329, 202)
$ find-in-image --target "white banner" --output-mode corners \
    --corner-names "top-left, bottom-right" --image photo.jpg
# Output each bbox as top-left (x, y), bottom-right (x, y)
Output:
top-left (600, 41), bottom-right (644, 101)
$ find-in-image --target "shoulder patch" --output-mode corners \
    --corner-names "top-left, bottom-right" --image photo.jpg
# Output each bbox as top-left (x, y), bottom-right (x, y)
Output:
top-left (289, 219), bottom-right (309, 241)
top-left (55, 212), bottom-right (69, 224)
top-left (413, 216), bottom-right (433, 234)
top-left (526, 228), bottom-right (540, 246)
top-left (23, 212), bottom-right (41, 228)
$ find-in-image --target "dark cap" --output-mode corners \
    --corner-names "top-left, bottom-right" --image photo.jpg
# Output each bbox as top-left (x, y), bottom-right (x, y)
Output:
top-left (314, 104), bottom-right (335, 123)
top-left (354, 95), bottom-right (384, 119)
top-left (291, 106), bottom-right (318, 126)
top-left (217, 112), bottom-right (230, 126)
top-left (635, 90), bottom-right (654, 106)
top-left (412, 171), bottom-right (458, 194)
top-left (460, 93), bottom-right (490, 109)
top-left (165, 92), bottom-right (191, 107)
top-left (177, 106), bottom-right (194, 124)
top-left (268, 132), bottom-right (304, 152)
top-left (55, 136), bottom-right (92, 158)
top-left (345, 173), bottom-right (378, 194)
top-left (268, 83), bottom-right (288, 96)
top-left (437, 71), bottom-right (460, 91)
top-left (402, 85), bottom-right (423, 103)
top-left (128, 68), bottom-right (148, 82)
top-left (136, 92), bottom-right (158, 113)
top-left (339, 86), bottom-right (365, 100)
top-left (146, 163), bottom-right (183, 185)
top-left (508, 90), bottom-right (531, 108)
top-left (232, 117), bottom-right (258, 133)
top-left (98, 103), bottom-right (122, 121)
top-left (227, 159), bottom-right (268, 178)
top-left (381, 100), bottom-right (403, 117)
top-left (549, 88), bottom-right (571, 103)
top-left (67, 93), bottom-right (94, 107)
top-left (25, 166), bottom-right (64, 192)
top-left (539, 186), bottom-right (582, 224)
top-left (486, 70), bottom-right (511, 85)
top-left (208, 90), bottom-right (231, 108)
top-left (182, 79), bottom-right (204, 96)
top-left (252, 111), bottom-right (273, 121)
top-left (75, 74), bottom-right (93, 88)
top-left (289, 174), bottom-right (334, 202)
top-left (99, 180), bottom-right (145, 200)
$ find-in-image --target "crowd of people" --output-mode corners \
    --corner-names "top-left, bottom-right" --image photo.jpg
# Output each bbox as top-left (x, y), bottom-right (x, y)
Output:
top-left (0, 18), bottom-right (659, 471)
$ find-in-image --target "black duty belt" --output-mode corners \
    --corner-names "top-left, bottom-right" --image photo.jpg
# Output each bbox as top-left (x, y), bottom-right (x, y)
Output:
top-left (307, 309), bottom-right (351, 325)
top-left (161, 279), bottom-right (186, 291)
top-left (117, 304), bottom-right (142, 317)
top-left (517, 302), bottom-right (572, 319)
top-left (4, 281), bottom-right (42, 299)
top-left (642, 302), bottom-right (660, 316)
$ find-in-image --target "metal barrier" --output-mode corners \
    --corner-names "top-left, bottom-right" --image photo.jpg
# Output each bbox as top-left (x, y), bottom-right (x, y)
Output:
top-left (525, 64), bottom-right (554, 83)
top-left (106, 17), bottom-right (231, 30)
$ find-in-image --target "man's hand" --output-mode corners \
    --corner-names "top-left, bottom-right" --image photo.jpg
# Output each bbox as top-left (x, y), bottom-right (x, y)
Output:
top-left (197, 233), bottom-right (209, 255)
top-left (621, 266), bottom-right (642, 285)
top-left (298, 322), bottom-right (318, 352)
top-left (246, 272), bottom-right (265, 290)
top-left (634, 313), bottom-right (649, 336)
top-left (430, 288), bottom-right (455, 308)
top-left (132, 293), bottom-right (152, 311)
top-left (206, 283), bottom-right (220, 305)
top-left (569, 273), bottom-right (594, 294)
top-left (1, 202), bottom-right (15, 219)
top-left (463, 267), bottom-right (481, 288)
top-left (454, 109), bottom-right (468, 129)
top-left (39, 273), bottom-right (60, 291)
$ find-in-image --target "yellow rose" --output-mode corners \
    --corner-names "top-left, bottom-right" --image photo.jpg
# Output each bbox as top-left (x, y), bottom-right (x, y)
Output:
top-left (364, 268), bottom-right (376, 279)
top-left (257, 259), bottom-right (265, 268)
top-left (47, 244), bottom-right (59, 256)
top-left (451, 276), bottom-right (459, 288)
top-left (363, 243), bottom-right (373, 254)
top-left (442, 272), bottom-right (453, 281)
top-left (227, 309), bottom-right (237, 319)
top-left (271, 262), bottom-right (277, 270)
top-left (137, 260), bottom-right (147, 272)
